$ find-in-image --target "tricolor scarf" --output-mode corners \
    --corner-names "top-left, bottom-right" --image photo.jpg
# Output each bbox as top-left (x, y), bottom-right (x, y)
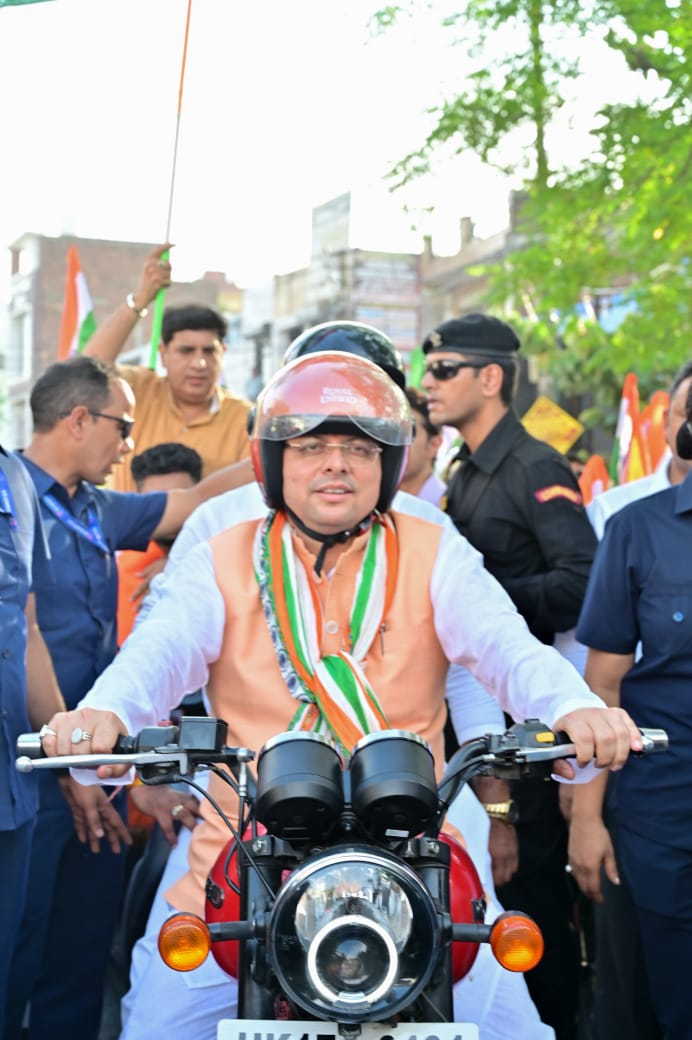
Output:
top-left (254, 509), bottom-right (399, 757)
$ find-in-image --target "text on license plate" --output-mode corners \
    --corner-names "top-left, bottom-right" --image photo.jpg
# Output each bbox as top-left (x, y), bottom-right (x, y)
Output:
top-left (218, 1020), bottom-right (479, 1040)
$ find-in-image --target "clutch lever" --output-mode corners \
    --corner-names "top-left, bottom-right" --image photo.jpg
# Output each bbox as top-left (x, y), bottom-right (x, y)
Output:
top-left (16, 748), bottom-right (192, 776)
top-left (16, 716), bottom-right (255, 785)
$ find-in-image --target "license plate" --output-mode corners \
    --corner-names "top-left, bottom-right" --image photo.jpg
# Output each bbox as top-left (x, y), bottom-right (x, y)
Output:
top-left (218, 1020), bottom-right (479, 1040)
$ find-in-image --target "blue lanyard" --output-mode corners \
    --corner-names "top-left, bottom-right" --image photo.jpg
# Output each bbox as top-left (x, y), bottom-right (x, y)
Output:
top-left (42, 493), bottom-right (111, 555)
top-left (0, 471), bottom-right (18, 529)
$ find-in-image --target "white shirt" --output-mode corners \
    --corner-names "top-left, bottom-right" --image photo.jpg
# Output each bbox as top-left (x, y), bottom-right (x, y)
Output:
top-left (139, 485), bottom-right (507, 741)
top-left (82, 492), bottom-right (602, 738)
top-left (586, 451), bottom-right (672, 540)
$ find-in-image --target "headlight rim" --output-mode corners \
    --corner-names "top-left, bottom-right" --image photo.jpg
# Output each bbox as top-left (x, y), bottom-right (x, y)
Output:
top-left (268, 844), bottom-right (441, 1023)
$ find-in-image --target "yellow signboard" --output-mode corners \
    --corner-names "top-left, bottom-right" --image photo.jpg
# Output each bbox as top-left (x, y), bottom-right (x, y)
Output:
top-left (522, 395), bottom-right (584, 454)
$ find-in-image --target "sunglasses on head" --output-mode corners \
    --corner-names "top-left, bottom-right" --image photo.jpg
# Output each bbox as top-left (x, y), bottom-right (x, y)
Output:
top-left (424, 359), bottom-right (487, 381)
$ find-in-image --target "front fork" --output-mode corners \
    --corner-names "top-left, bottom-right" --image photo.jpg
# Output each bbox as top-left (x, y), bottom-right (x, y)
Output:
top-left (237, 834), bottom-right (285, 1019)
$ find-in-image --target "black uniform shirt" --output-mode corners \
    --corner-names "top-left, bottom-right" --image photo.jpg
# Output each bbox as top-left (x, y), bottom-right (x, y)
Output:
top-left (445, 409), bottom-right (596, 645)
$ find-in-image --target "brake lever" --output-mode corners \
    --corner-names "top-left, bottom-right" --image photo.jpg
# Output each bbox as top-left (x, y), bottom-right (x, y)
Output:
top-left (436, 721), bottom-right (669, 834)
top-left (476, 721), bottom-right (669, 781)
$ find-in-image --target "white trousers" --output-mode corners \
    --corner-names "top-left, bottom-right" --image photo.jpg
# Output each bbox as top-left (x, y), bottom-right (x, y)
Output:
top-left (121, 787), bottom-right (554, 1040)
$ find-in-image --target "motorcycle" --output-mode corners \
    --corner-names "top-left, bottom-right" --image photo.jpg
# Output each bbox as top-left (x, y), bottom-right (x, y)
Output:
top-left (16, 718), bottom-right (667, 1040)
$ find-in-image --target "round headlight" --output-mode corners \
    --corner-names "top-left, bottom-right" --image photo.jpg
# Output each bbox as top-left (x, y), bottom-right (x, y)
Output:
top-left (269, 846), bottom-right (440, 1022)
top-left (307, 914), bottom-right (398, 1006)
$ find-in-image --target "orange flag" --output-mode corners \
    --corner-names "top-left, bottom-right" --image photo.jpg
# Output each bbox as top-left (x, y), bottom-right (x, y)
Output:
top-left (579, 454), bottom-right (612, 506)
top-left (610, 373), bottom-right (651, 484)
top-left (640, 390), bottom-right (669, 472)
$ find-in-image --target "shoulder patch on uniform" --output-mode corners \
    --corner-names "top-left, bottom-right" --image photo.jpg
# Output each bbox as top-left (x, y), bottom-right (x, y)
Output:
top-left (534, 484), bottom-right (583, 506)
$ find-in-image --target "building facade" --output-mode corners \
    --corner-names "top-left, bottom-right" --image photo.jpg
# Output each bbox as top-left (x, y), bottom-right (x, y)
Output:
top-left (2, 198), bottom-right (526, 447)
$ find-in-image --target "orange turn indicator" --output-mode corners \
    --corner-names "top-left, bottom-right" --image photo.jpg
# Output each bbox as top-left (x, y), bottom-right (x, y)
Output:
top-left (490, 911), bottom-right (544, 972)
top-left (158, 912), bottom-right (212, 971)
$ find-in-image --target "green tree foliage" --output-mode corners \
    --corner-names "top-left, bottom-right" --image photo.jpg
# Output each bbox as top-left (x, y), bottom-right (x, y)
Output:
top-left (374, 0), bottom-right (691, 428)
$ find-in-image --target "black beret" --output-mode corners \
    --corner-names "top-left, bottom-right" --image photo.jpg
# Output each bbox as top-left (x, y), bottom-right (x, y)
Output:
top-left (422, 313), bottom-right (520, 357)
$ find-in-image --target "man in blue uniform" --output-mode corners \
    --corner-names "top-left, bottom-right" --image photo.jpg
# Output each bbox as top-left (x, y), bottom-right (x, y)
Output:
top-left (421, 313), bottom-right (596, 1039)
top-left (4, 355), bottom-right (256, 1040)
top-left (0, 448), bottom-right (63, 1036)
top-left (572, 400), bottom-right (692, 1039)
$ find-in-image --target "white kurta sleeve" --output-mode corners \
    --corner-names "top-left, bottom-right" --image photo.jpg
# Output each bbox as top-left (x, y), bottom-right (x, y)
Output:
top-left (137, 486), bottom-right (265, 626)
top-left (431, 525), bottom-right (604, 727)
top-left (79, 541), bottom-right (225, 735)
top-left (445, 664), bottom-right (506, 745)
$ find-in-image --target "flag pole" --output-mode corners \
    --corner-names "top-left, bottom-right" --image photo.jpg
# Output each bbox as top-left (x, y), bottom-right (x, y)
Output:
top-left (148, 0), bottom-right (193, 368)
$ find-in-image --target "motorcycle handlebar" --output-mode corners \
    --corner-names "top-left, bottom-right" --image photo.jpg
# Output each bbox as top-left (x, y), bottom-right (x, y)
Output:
top-left (15, 717), bottom-right (256, 781)
top-left (15, 717), bottom-right (668, 781)
top-left (435, 719), bottom-right (668, 819)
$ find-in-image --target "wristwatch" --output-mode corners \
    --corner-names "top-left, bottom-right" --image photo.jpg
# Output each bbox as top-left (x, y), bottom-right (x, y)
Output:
top-left (482, 800), bottom-right (518, 824)
top-left (126, 292), bottom-right (149, 319)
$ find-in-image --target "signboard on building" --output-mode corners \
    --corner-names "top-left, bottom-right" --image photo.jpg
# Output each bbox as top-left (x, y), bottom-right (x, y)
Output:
top-left (354, 304), bottom-right (419, 351)
top-left (352, 251), bottom-right (420, 353)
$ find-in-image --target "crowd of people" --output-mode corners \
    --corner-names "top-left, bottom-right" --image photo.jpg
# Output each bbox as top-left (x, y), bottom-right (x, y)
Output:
top-left (0, 244), bottom-right (687, 1040)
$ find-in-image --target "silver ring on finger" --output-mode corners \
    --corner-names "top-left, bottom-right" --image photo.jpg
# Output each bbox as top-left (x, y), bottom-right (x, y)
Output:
top-left (39, 724), bottom-right (57, 739)
top-left (171, 804), bottom-right (185, 818)
top-left (71, 726), bottom-right (93, 743)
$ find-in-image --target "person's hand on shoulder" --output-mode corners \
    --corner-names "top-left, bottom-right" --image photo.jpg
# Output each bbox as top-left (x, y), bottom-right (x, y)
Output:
top-left (131, 556), bottom-right (168, 610)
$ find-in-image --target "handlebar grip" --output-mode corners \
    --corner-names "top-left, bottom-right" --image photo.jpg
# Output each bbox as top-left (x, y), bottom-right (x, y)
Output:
top-left (15, 732), bottom-right (44, 759)
top-left (555, 726), bottom-right (668, 755)
top-left (638, 727), bottom-right (668, 753)
top-left (16, 730), bottom-right (144, 760)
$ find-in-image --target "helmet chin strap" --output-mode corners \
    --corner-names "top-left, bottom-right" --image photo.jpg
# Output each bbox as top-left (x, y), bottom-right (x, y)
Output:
top-left (285, 508), bottom-right (374, 576)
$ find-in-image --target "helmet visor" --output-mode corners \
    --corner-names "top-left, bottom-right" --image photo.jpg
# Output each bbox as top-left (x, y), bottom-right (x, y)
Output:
top-left (255, 352), bottom-right (413, 447)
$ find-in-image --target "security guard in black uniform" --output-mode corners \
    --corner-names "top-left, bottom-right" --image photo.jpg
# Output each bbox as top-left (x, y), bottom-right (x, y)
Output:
top-left (422, 313), bottom-right (597, 1040)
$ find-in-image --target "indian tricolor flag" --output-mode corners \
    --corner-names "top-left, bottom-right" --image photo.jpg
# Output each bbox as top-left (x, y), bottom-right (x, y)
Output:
top-left (57, 246), bottom-right (96, 360)
top-left (610, 372), bottom-right (651, 484)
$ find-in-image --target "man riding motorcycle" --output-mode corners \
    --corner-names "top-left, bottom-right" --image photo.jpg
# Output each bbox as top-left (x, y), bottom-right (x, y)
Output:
top-left (40, 337), bottom-right (641, 1040)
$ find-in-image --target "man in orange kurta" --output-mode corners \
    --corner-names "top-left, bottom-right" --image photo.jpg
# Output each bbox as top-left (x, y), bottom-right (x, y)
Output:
top-left (43, 352), bottom-right (642, 1040)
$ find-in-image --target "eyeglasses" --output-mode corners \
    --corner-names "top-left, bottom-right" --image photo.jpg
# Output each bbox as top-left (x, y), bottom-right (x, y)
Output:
top-left (424, 359), bottom-right (487, 381)
top-left (89, 411), bottom-right (134, 441)
top-left (285, 439), bottom-right (383, 464)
